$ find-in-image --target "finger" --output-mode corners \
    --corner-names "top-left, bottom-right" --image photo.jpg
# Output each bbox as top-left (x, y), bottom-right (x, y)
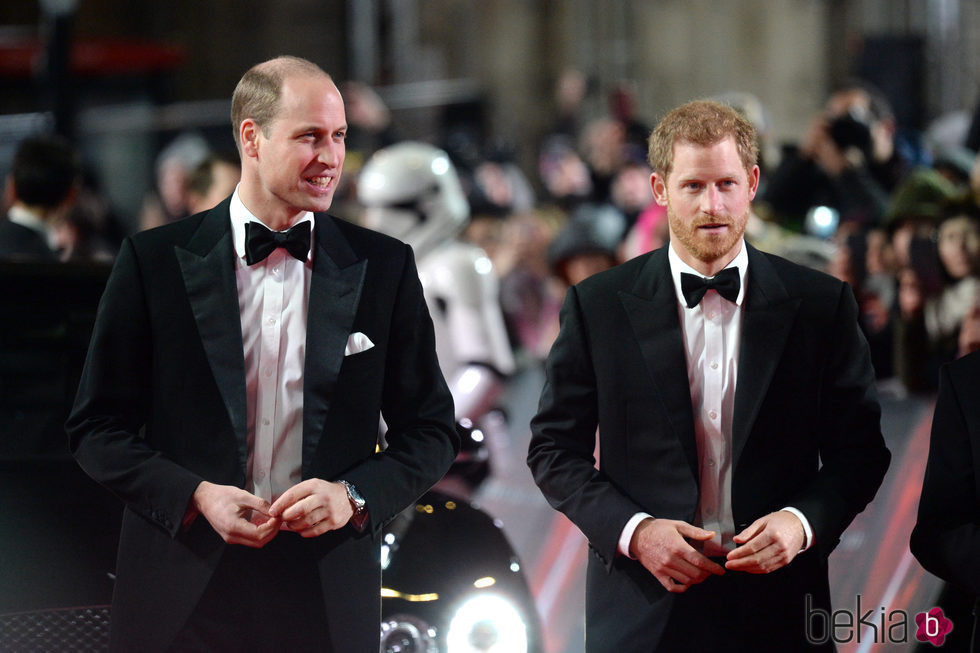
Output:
top-left (675, 523), bottom-right (715, 542)
top-left (268, 480), bottom-right (316, 517)
top-left (280, 497), bottom-right (315, 523)
top-left (664, 550), bottom-right (725, 582)
top-left (295, 516), bottom-right (344, 538)
top-left (727, 531), bottom-right (773, 560)
top-left (732, 518), bottom-right (766, 544)
top-left (688, 554), bottom-right (726, 576)
top-left (725, 550), bottom-right (776, 574)
top-left (727, 540), bottom-right (794, 574)
top-left (226, 518), bottom-right (280, 547)
top-left (268, 493), bottom-right (297, 519)
top-left (655, 573), bottom-right (690, 593)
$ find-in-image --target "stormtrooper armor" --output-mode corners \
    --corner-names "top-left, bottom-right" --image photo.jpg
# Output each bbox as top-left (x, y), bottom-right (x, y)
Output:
top-left (359, 142), bottom-right (516, 484)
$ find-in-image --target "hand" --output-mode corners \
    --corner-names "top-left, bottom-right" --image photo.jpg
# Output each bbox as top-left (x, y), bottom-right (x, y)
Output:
top-left (726, 510), bottom-right (805, 574)
top-left (629, 518), bottom-right (725, 593)
top-left (269, 479), bottom-right (353, 538)
top-left (191, 481), bottom-right (280, 548)
top-left (800, 115), bottom-right (850, 176)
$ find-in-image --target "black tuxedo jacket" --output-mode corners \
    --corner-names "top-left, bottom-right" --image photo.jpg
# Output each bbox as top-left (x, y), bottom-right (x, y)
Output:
top-left (528, 243), bottom-right (890, 651)
top-left (0, 217), bottom-right (57, 260)
top-left (67, 198), bottom-right (458, 652)
top-left (911, 350), bottom-right (980, 597)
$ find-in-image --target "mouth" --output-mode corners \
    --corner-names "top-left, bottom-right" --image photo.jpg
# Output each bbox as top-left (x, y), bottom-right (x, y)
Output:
top-left (697, 222), bottom-right (730, 232)
top-left (305, 175), bottom-right (334, 192)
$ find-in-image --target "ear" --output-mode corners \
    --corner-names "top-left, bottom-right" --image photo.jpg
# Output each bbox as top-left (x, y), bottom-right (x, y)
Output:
top-left (650, 172), bottom-right (668, 207)
top-left (240, 119), bottom-right (261, 158)
top-left (747, 165), bottom-right (760, 201)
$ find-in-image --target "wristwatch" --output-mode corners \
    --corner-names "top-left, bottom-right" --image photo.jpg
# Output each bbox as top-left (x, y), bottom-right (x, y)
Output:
top-left (339, 480), bottom-right (369, 532)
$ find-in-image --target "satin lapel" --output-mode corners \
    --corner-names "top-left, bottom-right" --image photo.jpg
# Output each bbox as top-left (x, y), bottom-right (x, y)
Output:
top-left (175, 203), bottom-right (249, 471)
top-left (618, 249), bottom-right (699, 478)
top-left (732, 245), bottom-right (800, 470)
top-left (302, 215), bottom-right (367, 477)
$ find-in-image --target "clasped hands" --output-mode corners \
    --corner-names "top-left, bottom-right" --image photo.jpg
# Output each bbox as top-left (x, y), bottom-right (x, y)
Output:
top-left (189, 479), bottom-right (354, 548)
top-left (629, 510), bottom-right (806, 593)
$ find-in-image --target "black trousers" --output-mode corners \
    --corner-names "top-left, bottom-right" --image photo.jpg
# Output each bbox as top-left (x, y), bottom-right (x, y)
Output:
top-left (167, 532), bottom-right (333, 653)
top-left (656, 560), bottom-right (836, 653)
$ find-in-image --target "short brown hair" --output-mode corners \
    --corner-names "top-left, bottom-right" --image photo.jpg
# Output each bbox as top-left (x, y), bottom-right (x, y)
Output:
top-left (230, 56), bottom-right (331, 150)
top-left (648, 100), bottom-right (758, 178)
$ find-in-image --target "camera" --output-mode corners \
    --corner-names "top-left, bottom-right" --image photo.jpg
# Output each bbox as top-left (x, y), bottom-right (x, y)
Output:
top-left (828, 109), bottom-right (873, 155)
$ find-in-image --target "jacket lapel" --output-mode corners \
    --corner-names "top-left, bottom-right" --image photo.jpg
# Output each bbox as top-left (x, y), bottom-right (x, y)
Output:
top-left (732, 245), bottom-right (800, 470)
top-left (619, 248), bottom-right (699, 478)
top-left (175, 202), bottom-right (250, 471)
top-left (302, 214), bottom-right (367, 476)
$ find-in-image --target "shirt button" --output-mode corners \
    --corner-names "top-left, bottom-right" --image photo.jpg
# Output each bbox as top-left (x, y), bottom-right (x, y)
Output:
top-left (256, 470), bottom-right (266, 480)
top-left (262, 418), bottom-right (270, 426)
top-left (267, 317), bottom-right (276, 325)
top-left (708, 410), bottom-right (718, 420)
top-left (264, 368), bottom-right (273, 377)
top-left (707, 459), bottom-right (716, 467)
top-left (710, 361), bottom-right (719, 370)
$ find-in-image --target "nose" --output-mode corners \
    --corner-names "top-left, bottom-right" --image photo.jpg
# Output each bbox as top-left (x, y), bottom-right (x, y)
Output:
top-left (318, 140), bottom-right (343, 167)
top-left (701, 185), bottom-right (723, 215)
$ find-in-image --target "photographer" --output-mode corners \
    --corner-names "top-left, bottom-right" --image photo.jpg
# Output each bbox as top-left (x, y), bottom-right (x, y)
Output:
top-left (760, 79), bottom-right (910, 231)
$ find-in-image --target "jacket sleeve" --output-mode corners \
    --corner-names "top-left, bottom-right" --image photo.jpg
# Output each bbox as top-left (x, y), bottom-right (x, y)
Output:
top-left (792, 281), bottom-right (891, 555)
top-left (911, 360), bottom-right (980, 595)
top-left (339, 245), bottom-right (459, 534)
top-left (66, 238), bottom-right (203, 538)
top-left (527, 286), bottom-right (642, 567)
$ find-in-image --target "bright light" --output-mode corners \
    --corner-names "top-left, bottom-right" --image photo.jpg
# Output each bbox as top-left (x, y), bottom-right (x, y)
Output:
top-left (446, 594), bottom-right (528, 653)
top-left (431, 155), bottom-right (451, 176)
top-left (381, 587), bottom-right (440, 602)
top-left (470, 429), bottom-right (485, 443)
top-left (474, 256), bottom-right (493, 275)
top-left (458, 368), bottom-right (483, 396)
top-left (361, 170), bottom-right (386, 192)
top-left (811, 206), bottom-right (835, 230)
top-left (473, 577), bottom-right (496, 589)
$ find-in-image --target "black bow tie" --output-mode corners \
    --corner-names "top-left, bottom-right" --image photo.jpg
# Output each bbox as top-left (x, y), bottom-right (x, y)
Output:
top-left (680, 268), bottom-right (740, 308)
top-left (244, 221), bottom-right (311, 265)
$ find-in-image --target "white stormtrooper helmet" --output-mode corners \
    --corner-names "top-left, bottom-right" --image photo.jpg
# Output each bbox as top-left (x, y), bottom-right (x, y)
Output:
top-left (358, 142), bottom-right (469, 257)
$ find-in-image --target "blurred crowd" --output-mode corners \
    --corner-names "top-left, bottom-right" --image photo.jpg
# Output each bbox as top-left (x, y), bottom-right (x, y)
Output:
top-left (7, 70), bottom-right (980, 396)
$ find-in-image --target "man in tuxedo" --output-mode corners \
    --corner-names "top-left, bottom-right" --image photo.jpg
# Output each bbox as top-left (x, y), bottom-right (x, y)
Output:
top-left (527, 100), bottom-right (890, 651)
top-left (67, 56), bottom-right (458, 653)
top-left (1, 133), bottom-right (79, 260)
top-left (911, 350), bottom-right (980, 645)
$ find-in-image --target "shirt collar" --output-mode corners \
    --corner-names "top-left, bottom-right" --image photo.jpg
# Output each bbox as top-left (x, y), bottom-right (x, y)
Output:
top-left (8, 204), bottom-right (49, 238)
top-left (229, 186), bottom-right (314, 263)
top-left (667, 239), bottom-right (749, 307)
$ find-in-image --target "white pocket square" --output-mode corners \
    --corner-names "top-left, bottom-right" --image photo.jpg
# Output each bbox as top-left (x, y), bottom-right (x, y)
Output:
top-left (344, 331), bottom-right (375, 356)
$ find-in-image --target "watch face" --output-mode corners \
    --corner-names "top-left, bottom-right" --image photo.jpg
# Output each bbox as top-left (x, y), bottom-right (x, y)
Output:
top-left (343, 481), bottom-right (366, 510)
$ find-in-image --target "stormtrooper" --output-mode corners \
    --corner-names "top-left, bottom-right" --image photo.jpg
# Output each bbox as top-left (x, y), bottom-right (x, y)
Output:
top-left (358, 142), bottom-right (516, 491)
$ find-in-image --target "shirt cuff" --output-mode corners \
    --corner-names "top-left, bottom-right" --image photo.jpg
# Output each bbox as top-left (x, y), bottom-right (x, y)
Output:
top-left (780, 506), bottom-right (814, 551)
top-left (618, 512), bottom-right (654, 558)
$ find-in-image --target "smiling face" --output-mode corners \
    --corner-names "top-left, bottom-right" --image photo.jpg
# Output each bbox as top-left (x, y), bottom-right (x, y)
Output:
top-left (238, 73), bottom-right (347, 229)
top-left (651, 135), bottom-right (759, 276)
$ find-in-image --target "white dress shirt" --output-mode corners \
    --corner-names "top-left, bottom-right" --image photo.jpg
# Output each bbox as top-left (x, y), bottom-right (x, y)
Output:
top-left (229, 188), bottom-right (314, 503)
top-left (8, 204), bottom-right (55, 249)
top-left (617, 240), bottom-right (812, 557)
